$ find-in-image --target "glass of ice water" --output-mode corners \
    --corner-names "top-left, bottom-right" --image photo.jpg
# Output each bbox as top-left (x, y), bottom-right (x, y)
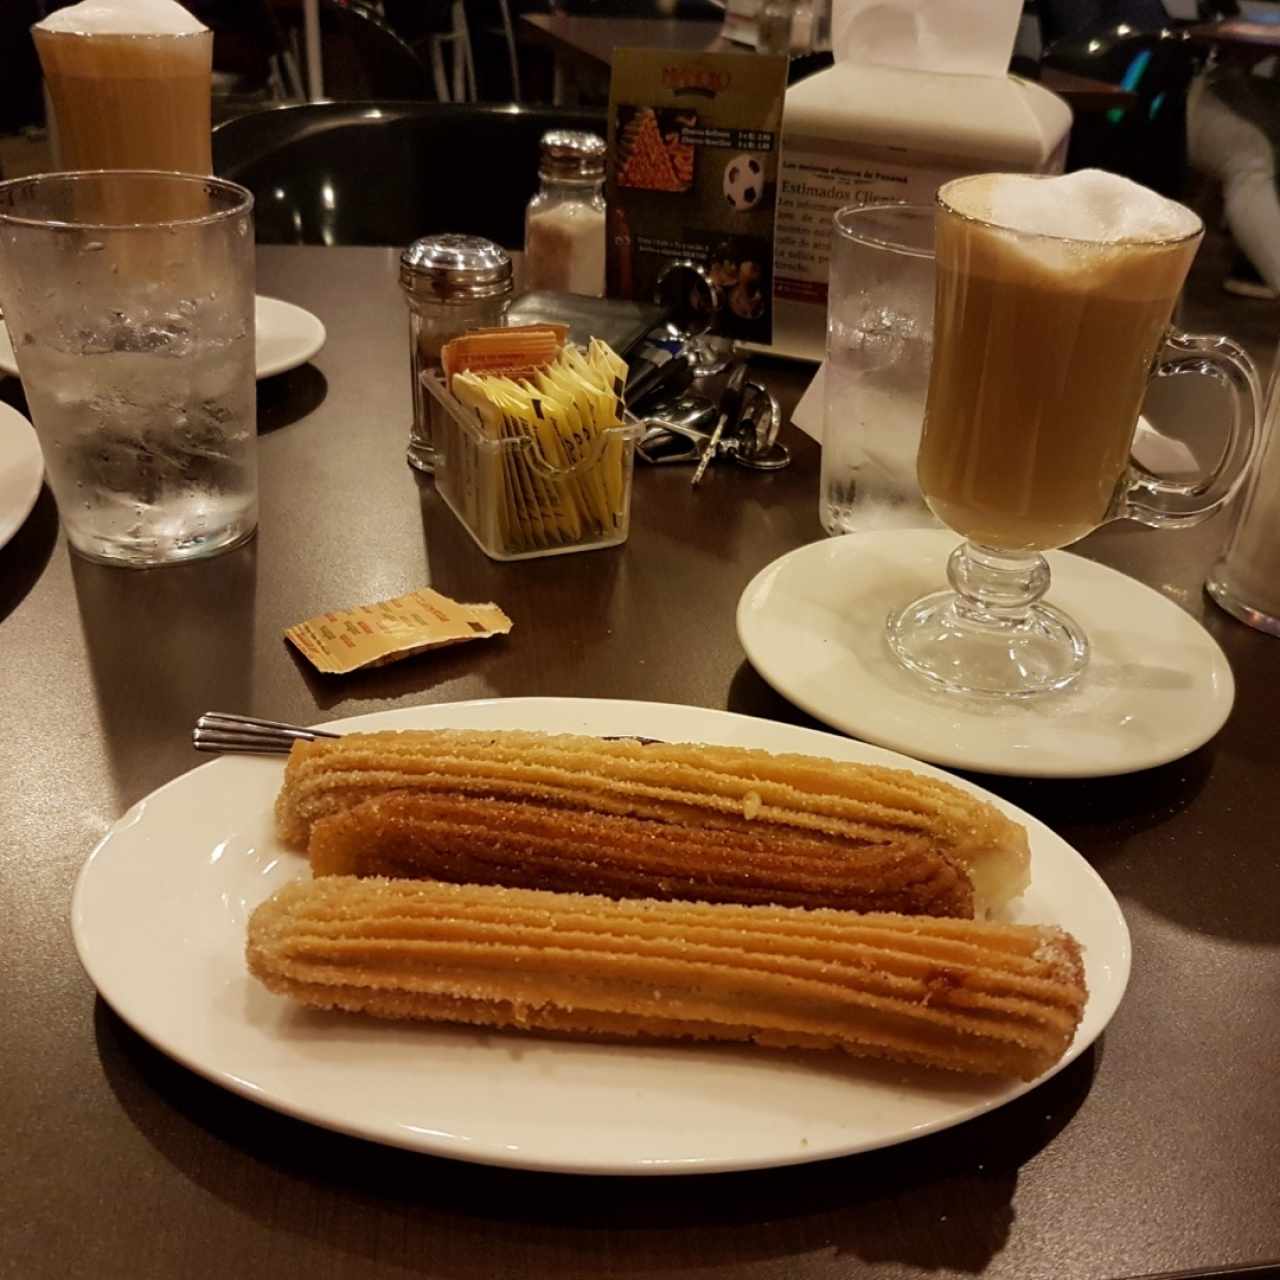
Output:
top-left (0, 171), bottom-right (256, 567)
top-left (820, 204), bottom-right (939, 536)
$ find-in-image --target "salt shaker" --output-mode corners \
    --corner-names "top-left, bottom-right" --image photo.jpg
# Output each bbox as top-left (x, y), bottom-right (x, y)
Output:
top-left (399, 233), bottom-right (513, 473)
top-left (524, 130), bottom-right (607, 297)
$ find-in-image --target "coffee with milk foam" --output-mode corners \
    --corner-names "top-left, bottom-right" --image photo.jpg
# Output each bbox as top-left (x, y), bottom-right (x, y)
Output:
top-left (917, 172), bottom-right (1203, 552)
top-left (34, 0), bottom-right (212, 175)
top-left (949, 170), bottom-right (1201, 244)
top-left (36, 0), bottom-right (206, 35)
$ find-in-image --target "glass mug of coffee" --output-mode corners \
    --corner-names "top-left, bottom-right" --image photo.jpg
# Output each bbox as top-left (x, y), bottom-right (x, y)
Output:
top-left (887, 171), bottom-right (1261, 699)
top-left (33, 0), bottom-right (213, 175)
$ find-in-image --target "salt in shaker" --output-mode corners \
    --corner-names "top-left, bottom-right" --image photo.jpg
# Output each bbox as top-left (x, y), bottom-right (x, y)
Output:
top-left (524, 130), bottom-right (607, 297)
top-left (399, 233), bottom-right (513, 473)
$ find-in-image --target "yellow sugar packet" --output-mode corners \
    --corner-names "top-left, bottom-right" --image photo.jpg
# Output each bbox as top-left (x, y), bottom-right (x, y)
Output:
top-left (589, 338), bottom-right (629, 402)
top-left (532, 369), bottom-right (611, 533)
top-left (489, 386), bottom-right (557, 547)
top-left (285, 588), bottom-right (512, 676)
top-left (516, 376), bottom-right (595, 537)
top-left (452, 373), bottom-right (518, 547)
top-left (494, 376), bottom-right (584, 544)
top-left (559, 349), bottom-right (626, 519)
top-left (524, 391), bottom-right (587, 541)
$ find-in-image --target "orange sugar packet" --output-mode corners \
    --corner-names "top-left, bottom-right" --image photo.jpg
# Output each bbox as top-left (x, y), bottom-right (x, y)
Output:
top-left (285, 587), bottom-right (512, 675)
top-left (441, 324), bottom-right (566, 386)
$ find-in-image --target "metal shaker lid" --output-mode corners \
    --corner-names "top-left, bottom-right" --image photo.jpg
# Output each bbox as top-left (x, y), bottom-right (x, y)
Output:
top-left (539, 130), bottom-right (607, 180)
top-left (399, 233), bottom-right (513, 301)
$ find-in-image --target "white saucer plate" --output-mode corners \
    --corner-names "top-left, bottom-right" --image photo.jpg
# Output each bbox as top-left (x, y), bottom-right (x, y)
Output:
top-left (0, 402), bottom-right (43, 552)
top-left (737, 530), bottom-right (1234, 779)
top-left (0, 295), bottom-right (325, 382)
top-left (254, 295), bottom-right (326, 379)
top-left (73, 697), bottom-right (1130, 1176)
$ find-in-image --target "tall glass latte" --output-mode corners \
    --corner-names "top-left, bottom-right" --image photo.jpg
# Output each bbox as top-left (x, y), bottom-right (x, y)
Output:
top-left (887, 170), bottom-right (1260, 699)
top-left (918, 174), bottom-right (1200, 552)
top-left (33, 0), bottom-right (212, 175)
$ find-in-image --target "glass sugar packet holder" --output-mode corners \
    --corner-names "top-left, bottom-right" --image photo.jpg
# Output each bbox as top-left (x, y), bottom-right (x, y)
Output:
top-left (421, 369), bottom-right (641, 561)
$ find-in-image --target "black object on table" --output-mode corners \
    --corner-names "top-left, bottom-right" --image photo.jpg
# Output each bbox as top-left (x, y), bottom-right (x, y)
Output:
top-left (213, 100), bottom-right (608, 249)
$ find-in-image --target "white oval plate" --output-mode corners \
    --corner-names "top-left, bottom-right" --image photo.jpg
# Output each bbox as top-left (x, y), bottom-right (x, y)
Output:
top-left (72, 698), bottom-right (1129, 1176)
top-left (738, 530), bottom-right (1235, 779)
top-left (0, 402), bottom-right (43, 552)
top-left (0, 295), bottom-right (324, 383)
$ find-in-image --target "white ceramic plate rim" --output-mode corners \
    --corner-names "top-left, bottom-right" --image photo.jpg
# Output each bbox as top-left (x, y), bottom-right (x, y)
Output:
top-left (0, 402), bottom-right (44, 551)
top-left (255, 294), bottom-right (326, 379)
top-left (0, 295), bottom-right (324, 382)
top-left (72, 697), bottom-right (1130, 1176)
top-left (737, 533), bottom-right (1235, 780)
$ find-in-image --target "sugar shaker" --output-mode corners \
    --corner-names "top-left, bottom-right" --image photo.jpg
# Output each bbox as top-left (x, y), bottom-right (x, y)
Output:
top-left (524, 130), bottom-right (607, 297)
top-left (399, 233), bottom-right (513, 473)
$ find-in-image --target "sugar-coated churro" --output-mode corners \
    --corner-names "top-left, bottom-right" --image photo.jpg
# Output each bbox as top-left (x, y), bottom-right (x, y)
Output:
top-left (246, 877), bottom-right (1086, 1080)
top-left (275, 730), bottom-right (1030, 915)
top-left (308, 791), bottom-right (976, 917)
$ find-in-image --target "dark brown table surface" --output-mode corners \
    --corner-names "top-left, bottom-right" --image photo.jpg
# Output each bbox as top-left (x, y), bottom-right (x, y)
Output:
top-left (2, 245), bottom-right (1278, 1280)
top-left (520, 13), bottom-right (1134, 113)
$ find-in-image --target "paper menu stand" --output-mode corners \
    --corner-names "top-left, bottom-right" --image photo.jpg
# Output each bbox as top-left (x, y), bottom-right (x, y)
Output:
top-left (606, 48), bottom-right (789, 348)
top-left (771, 0), bottom-right (1072, 362)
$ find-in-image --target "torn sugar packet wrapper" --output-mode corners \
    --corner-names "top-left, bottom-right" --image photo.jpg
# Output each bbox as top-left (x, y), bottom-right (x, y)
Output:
top-left (285, 588), bottom-right (512, 675)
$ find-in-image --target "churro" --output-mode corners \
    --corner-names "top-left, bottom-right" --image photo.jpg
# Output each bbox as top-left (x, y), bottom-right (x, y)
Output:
top-left (276, 730), bottom-right (1030, 915)
top-left (246, 877), bottom-right (1086, 1080)
top-left (308, 791), bottom-right (976, 917)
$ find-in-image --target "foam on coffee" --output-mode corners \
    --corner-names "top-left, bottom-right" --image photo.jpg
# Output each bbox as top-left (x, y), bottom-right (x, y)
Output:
top-left (946, 170), bottom-right (1201, 245)
top-left (36, 0), bottom-right (206, 35)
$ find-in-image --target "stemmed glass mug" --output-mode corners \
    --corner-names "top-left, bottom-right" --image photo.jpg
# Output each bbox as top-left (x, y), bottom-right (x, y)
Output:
top-left (887, 174), bottom-right (1261, 699)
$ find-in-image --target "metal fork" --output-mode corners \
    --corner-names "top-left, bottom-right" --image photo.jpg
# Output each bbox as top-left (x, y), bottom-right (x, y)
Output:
top-left (193, 711), bottom-right (340, 755)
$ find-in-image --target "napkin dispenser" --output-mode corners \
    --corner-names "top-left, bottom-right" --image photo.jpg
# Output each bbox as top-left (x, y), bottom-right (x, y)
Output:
top-left (769, 0), bottom-right (1072, 362)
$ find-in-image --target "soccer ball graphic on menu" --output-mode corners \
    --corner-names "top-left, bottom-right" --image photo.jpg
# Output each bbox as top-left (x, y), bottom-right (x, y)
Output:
top-left (723, 154), bottom-right (763, 212)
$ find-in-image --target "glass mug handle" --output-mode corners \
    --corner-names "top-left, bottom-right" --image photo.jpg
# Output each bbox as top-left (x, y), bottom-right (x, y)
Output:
top-left (1115, 329), bottom-right (1261, 529)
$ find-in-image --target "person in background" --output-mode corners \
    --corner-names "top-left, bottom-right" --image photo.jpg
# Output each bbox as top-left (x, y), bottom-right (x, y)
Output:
top-left (1186, 0), bottom-right (1280, 299)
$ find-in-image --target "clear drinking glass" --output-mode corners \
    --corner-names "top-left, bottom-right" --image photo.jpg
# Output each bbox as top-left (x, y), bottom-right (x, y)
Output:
top-left (887, 174), bottom-right (1261, 698)
top-left (821, 204), bottom-right (939, 536)
top-left (0, 171), bottom-right (257, 567)
top-left (1207, 351), bottom-right (1280, 635)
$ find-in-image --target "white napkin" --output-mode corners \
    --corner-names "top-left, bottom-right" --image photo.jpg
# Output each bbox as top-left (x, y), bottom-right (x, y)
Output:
top-left (831, 0), bottom-right (1022, 78)
top-left (794, 362), bottom-right (1201, 475)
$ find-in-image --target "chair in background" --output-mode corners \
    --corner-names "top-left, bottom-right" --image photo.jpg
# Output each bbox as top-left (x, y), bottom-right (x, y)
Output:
top-left (550, 0), bottom-right (724, 14)
top-left (213, 100), bottom-right (607, 247)
top-left (273, 0), bottom-right (434, 101)
top-left (382, 0), bottom-right (473, 101)
top-left (381, 0), bottom-right (523, 103)
top-left (188, 0), bottom-right (306, 111)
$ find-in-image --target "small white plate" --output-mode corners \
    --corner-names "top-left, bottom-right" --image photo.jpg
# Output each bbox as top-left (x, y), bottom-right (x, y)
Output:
top-left (0, 295), bottom-right (325, 383)
top-left (72, 697), bottom-right (1130, 1176)
top-left (0, 402), bottom-right (43, 552)
top-left (737, 530), bottom-right (1234, 779)
top-left (254, 295), bottom-right (326, 379)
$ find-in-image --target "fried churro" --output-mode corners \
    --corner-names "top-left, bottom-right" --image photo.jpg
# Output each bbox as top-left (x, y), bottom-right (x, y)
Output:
top-left (276, 730), bottom-right (1029, 915)
top-left (308, 791), bottom-right (976, 917)
top-left (246, 877), bottom-right (1086, 1080)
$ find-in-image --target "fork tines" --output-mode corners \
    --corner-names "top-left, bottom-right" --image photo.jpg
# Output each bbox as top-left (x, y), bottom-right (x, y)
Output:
top-left (193, 712), bottom-right (340, 755)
